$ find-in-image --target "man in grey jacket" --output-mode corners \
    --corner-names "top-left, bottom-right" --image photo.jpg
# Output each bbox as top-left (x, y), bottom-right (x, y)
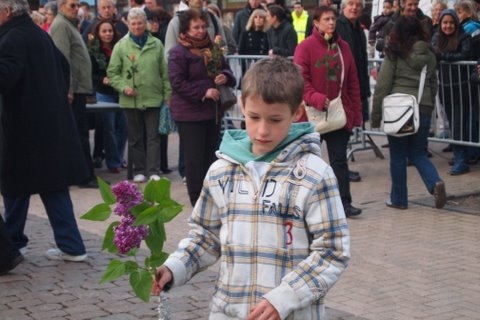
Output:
top-left (50, 0), bottom-right (97, 188)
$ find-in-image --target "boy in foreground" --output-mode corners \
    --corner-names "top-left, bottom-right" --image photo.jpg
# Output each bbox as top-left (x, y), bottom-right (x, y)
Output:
top-left (153, 57), bottom-right (350, 319)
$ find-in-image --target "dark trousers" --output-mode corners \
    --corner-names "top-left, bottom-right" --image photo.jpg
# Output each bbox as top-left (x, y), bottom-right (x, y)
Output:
top-left (3, 190), bottom-right (86, 256)
top-left (72, 93), bottom-right (95, 181)
top-left (321, 129), bottom-right (352, 205)
top-left (0, 215), bottom-right (19, 264)
top-left (160, 134), bottom-right (169, 171)
top-left (176, 120), bottom-right (221, 206)
top-left (124, 108), bottom-right (161, 176)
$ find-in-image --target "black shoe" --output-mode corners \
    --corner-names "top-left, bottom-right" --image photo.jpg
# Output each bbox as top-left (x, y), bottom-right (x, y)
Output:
top-left (349, 170), bottom-right (361, 182)
top-left (0, 253), bottom-right (24, 276)
top-left (161, 168), bottom-right (172, 174)
top-left (467, 156), bottom-right (480, 165)
top-left (93, 157), bottom-right (103, 169)
top-left (344, 203), bottom-right (362, 217)
top-left (78, 179), bottom-right (99, 189)
top-left (381, 143), bottom-right (389, 148)
top-left (386, 200), bottom-right (407, 210)
top-left (426, 149), bottom-right (433, 158)
top-left (442, 145), bottom-right (453, 152)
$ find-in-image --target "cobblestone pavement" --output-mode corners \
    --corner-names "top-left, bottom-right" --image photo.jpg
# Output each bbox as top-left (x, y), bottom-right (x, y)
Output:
top-left (1, 133), bottom-right (479, 320)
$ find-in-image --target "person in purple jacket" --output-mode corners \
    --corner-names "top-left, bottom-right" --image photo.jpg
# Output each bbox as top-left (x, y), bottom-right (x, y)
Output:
top-left (168, 9), bottom-right (236, 206)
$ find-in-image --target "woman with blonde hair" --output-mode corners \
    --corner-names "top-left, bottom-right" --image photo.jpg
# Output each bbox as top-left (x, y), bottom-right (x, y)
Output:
top-left (30, 11), bottom-right (45, 27)
top-left (238, 8), bottom-right (269, 55)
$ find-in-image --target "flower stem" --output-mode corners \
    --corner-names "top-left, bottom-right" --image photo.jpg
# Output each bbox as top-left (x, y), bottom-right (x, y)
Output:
top-left (157, 292), bottom-right (171, 320)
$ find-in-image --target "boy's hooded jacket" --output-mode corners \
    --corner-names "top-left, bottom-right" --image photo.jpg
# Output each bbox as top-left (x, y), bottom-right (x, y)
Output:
top-left (163, 123), bottom-right (350, 319)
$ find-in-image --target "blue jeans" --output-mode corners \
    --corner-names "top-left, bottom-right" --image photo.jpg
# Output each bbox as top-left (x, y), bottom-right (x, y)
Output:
top-left (4, 190), bottom-right (86, 255)
top-left (96, 93), bottom-right (127, 170)
top-left (387, 114), bottom-right (442, 207)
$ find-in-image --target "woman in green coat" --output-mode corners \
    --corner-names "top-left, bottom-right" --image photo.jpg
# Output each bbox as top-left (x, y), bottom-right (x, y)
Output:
top-left (108, 8), bottom-right (172, 183)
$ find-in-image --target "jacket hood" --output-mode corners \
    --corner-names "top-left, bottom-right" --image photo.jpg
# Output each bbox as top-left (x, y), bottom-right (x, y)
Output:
top-left (439, 9), bottom-right (459, 26)
top-left (218, 122), bottom-right (318, 165)
top-left (405, 40), bottom-right (433, 71)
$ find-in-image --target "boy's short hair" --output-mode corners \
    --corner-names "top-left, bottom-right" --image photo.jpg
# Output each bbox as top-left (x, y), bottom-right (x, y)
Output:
top-left (241, 57), bottom-right (304, 114)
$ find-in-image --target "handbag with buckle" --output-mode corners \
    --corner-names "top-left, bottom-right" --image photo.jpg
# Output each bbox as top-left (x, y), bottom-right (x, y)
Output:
top-left (382, 65), bottom-right (426, 137)
top-left (304, 45), bottom-right (347, 134)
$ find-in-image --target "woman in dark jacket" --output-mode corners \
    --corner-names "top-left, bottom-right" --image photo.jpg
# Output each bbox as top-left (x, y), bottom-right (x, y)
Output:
top-left (0, 0), bottom-right (88, 261)
top-left (168, 9), bottom-right (236, 206)
top-left (432, 9), bottom-right (472, 175)
top-left (238, 8), bottom-right (269, 55)
top-left (88, 20), bottom-right (127, 174)
top-left (266, 5), bottom-right (297, 57)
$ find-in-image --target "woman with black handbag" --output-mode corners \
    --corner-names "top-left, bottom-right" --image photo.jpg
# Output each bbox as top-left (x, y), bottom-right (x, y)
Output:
top-left (371, 16), bottom-right (446, 210)
top-left (168, 9), bottom-right (236, 206)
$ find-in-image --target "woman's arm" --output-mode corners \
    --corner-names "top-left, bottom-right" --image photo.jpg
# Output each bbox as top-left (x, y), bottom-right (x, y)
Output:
top-left (371, 57), bottom-right (395, 128)
top-left (106, 43), bottom-right (128, 94)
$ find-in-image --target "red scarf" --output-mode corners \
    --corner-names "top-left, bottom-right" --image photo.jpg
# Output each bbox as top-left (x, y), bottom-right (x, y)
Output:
top-left (178, 33), bottom-right (214, 67)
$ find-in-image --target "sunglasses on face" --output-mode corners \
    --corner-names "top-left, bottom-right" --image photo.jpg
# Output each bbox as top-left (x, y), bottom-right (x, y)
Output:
top-left (68, 3), bottom-right (80, 9)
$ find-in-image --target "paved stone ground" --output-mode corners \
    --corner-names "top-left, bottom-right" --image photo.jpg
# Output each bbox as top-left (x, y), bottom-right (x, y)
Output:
top-left (1, 133), bottom-right (479, 320)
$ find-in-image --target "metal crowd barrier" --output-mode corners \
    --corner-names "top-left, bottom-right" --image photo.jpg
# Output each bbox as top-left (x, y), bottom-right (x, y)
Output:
top-left (225, 56), bottom-right (480, 160)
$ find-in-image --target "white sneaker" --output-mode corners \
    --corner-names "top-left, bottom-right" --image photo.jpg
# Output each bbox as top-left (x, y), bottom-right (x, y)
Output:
top-left (45, 248), bottom-right (87, 262)
top-left (133, 174), bottom-right (146, 183)
top-left (19, 247), bottom-right (28, 255)
top-left (182, 176), bottom-right (187, 185)
top-left (149, 174), bottom-right (161, 181)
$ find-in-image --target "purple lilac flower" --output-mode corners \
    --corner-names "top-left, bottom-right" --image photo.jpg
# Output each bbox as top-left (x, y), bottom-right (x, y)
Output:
top-left (111, 181), bottom-right (143, 217)
top-left (113, 215), bottom-right (149, 254)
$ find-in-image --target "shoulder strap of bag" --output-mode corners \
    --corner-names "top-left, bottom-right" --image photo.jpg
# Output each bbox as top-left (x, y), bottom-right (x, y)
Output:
top-left (417, 65), bottom-right (427, 102)
top-left (336, 45), bottom-right (345, 96)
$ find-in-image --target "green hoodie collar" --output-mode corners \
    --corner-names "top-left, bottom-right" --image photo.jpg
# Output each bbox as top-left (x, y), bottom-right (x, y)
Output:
top-left (219, 122), bottom-right (314, 165)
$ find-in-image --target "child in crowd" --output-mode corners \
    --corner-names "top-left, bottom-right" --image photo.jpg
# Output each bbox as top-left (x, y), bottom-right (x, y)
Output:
top-left (455, 0), bottom-right (480, 58)
top-left (368, 0), bottom-right (394, 58)
top-left (153, 57), bottom-right (351, 319)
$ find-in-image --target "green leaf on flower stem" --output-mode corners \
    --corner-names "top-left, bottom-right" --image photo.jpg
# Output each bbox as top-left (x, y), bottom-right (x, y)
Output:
top-left (159, 201), bottom-right (183, 223)
top-left (130, 269), bottom-right (153, 302)
top-left (145, 229), bottom-right (165, 256)
top-left (124, 260), bottom-right (140, 273)
top-left (102, 221), bottom-right (120, 253)
top-left (126, 247), bottom-right (138, 256)
top-left (98, 177), bottom-right (116, 205)
top-left (81, 203), bottom-right (112, 221)
top-left (130, 202), bottom-right (150, 217)
top-left (100, 259), bottom-right (126, 283)
top-left (145, 220), bottom-right (166, 256)
top-left (143, 178), bottom-right (171, 203)
top-left (134, 206), bottom-right (162, 226)
top-left (146, 252), bottom-right (169, 269)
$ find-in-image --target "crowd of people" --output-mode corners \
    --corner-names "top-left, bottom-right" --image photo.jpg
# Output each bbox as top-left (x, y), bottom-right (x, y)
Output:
top-left (1, 1), bottom-right (480, 317)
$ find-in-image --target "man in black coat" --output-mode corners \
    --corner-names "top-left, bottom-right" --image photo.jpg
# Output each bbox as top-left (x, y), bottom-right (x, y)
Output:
top-left (335, 0), bottom-right (369, 215)
top-left (0, 0), bottom-right (89, 262)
